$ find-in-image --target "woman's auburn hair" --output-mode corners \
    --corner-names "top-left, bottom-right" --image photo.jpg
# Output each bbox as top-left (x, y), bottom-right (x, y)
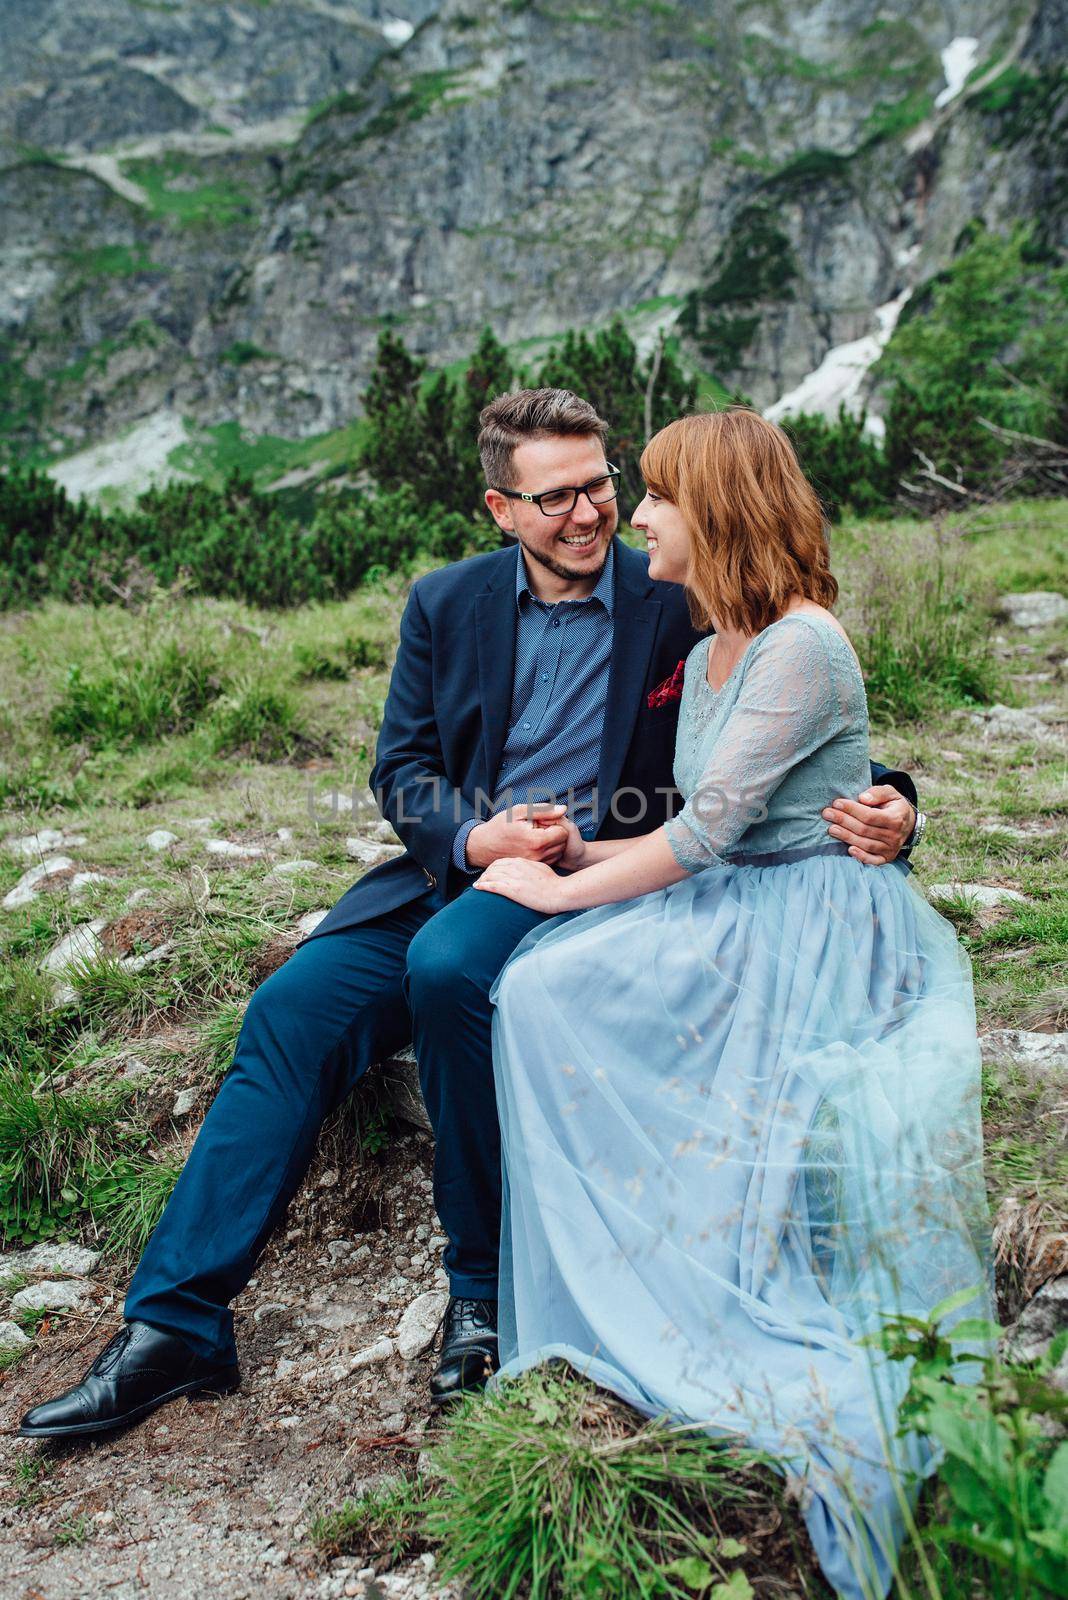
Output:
top-left (639, 407), bottom-right (838, 634)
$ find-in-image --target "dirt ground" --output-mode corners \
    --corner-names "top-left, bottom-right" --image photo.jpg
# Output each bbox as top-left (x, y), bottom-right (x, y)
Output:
top-left (1, 1134), bottom-right (465, 1600)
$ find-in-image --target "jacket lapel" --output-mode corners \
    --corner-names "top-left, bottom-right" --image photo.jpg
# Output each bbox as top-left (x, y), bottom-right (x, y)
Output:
top-left (593, 541), bottom-right (661, 833)
top-left (474, 549), bottom-right (520, 793)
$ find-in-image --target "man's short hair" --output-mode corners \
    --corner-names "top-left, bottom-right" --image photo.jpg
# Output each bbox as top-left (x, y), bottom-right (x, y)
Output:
top-left (478, 388), bottom-right (609, 489)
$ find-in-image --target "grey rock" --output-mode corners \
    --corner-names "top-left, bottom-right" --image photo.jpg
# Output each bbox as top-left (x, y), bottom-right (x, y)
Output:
top-left (124, 886), bottom-right (155, 908)
top-left (347, 1337), bottom-right (395, 1371)
top-left (375, 1049), bottom-right (433, 1135)
top-left (268, 858), bottom-right (318, 877)
top-left (3, 855), bottom-right (74, 909)
top-left (296, 909), bottom-right (329, 937)
top-left (205, 838), bottom-right (267, 858)
top-left (5, 828), bottom-right (65, 857)
top-left (172, 1087), bottom-right (200, 1117)
top-left (2, 1242), bottom-right (100, 1278)
top-left (121, 940), bottom-right (175, 973)
top-left (146, 828), bottom-right (179, 851)
top-left (346, 837), bottom-right (405, 865)
top-left (70, 870), bottom-right (110, 896)
top-left (11, 1279), bottom-right (91, 1313)
top-left (927, 883), bottom-right (1027, 909)
top-left (997, 591), bottom-right (1068, 629)
top-left (0, 1319), bottom-right (31, 1351)
top-left (1001, 1276), bottom-right (1068, 1364)
top-left (980, 1030), bottom-right (1068, 1085)
top-left (971, 705), bottom-right (1062, 744)
top-left (40, 919), bottom-right (108, 974)
top-left (395, 1291), bottom-right (447, 1359)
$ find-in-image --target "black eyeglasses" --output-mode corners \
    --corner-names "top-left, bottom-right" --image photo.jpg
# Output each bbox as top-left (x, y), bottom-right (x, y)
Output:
top-left (493, 465), bottom-right (621, 517)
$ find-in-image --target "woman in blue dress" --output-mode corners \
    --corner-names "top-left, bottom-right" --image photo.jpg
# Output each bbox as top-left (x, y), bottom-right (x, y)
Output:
top-left (472, 409), bottom-right (991, 1599)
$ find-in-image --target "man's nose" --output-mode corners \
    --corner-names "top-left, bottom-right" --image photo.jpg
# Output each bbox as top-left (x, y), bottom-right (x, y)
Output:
top-left (571, 492), bottom-right (600, 523)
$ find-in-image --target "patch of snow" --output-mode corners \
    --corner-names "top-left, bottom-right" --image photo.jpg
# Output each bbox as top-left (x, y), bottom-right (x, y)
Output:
top-left (935, 37), bottom-right (980, 109)
top-left (48, 409), bottom-right (194, 504)
top-left (382, 16), bottom-right (415, 46)
top-left (764, 290), bottom-right (911, 431)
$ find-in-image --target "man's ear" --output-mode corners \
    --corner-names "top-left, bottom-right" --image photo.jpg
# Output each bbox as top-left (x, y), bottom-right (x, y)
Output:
top-left (484, 487), bottom-right (515, 533)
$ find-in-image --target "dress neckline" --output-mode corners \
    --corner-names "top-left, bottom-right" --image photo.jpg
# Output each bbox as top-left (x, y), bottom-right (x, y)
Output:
top-left (697, 611), bottom-right (849, 697)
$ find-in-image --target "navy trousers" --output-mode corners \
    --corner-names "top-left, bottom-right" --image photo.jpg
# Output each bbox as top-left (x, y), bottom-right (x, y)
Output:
top-left (124, 884), bottom-right (555, 1363)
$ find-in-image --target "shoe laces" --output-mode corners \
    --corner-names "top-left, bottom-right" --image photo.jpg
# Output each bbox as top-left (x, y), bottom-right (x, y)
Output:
top-left (89, 1324), bottom-right (133, 1376)
top-left (442, 1297), bottom-right (497, 1339)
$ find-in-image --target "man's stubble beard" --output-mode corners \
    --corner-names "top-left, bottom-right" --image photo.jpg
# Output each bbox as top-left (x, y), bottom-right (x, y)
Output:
top-left (517, 514), bottom-right (615, 583)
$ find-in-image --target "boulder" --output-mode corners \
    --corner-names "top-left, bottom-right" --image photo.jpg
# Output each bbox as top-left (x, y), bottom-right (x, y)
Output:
top-left (997, 591), bottom-right (1068, 630)
top-left (0, 1320), bottom-right (31, 1352)
top-left (145, 829), bottom-right (179, 852)
top-left (971, 705), bottom-right (1060, 743)
top-left (1000, 1276), bottom-right (1068, 1364)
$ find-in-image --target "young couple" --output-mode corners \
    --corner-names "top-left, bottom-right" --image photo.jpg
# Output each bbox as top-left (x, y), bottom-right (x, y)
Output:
top-left (21, 391), bottom-right (989, 1598)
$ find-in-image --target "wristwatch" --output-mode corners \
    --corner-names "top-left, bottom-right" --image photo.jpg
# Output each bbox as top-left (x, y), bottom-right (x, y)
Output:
top-left (907, 808), bottom-right (927, 849)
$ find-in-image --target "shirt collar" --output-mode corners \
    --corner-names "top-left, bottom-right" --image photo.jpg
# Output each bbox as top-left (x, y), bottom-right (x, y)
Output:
top-left (515, 539), bottom-right (615, 617)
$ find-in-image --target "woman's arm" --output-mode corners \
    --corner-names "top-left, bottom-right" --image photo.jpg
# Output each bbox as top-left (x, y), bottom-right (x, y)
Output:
top-left (474, 825), bottom-right (688, 915)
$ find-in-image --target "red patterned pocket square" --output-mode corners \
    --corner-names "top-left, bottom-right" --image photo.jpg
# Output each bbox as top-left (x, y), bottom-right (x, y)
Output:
top-left (647, 659), bottom-right (686, 709)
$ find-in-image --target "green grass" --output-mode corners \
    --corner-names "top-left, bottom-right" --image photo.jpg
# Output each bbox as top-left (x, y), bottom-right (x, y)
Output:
top-left (120, 153), bottom-right (256, 228)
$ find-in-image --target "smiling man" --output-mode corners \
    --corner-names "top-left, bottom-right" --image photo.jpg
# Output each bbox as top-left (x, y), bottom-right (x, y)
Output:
top-left (19, 390), bottom-right (921, 1439)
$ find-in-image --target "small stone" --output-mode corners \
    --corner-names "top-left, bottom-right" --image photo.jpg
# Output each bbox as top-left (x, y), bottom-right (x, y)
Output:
top-left (997, 591), bottom-right (1068, 630)
top-left (296, 909), bottom-right (329, 937)
top-left (317, 1168), bottom-right (339, 1188)
top-left (346, 838), bottom-right (404, 865)
top-left (205, 839), bottom-right (266, 858)
top-left (125, 887), bottom-right (155, 908)
top-left (927, 883), bottom-right (1027, 909)
top-left (146, 829), bottom-right (179, 852)
top-left (11, 1279), bottom-right (91, 1314)
top-left (379, 1411), bottom-right (407, 1434)
top-left (345, 1582), bottom-right (360, 1597)
top-left (938, 750), bottom-right (967, 763)
top-left (186, 817), bottom-right (215, 832)
top-left (348, 1337), bottom-right (395, 1370)
top-left (69, 871), bottom-right (109, 897)
top-left (172, 1087), bottom-right (199, 1117)
top-left (40, 920), bottom-right (108, 975)
top-left (3, 855), bottom-right (74, 909)
top-left (121, 941), bottom-right (175, 973)
top-left (253, 1302), bottom-right (289, 1323)
top-left (3, 1242), bottom-right (100, 1278)
top-left (275, 1356), bottom-right (299, 1380)
top-left (119, 1056), bottom-right (152, 1081)
top-left (327, 1240), bottom-right (356, 1262)
top-left (395, 1290), bottom-right (448, 1358)
top-left (268, 859), bottom-right (318, 877)
top-left (0, 1319), bottom-right (31, 1351)
top-left (276, 827), bottom-right (295, 843)
top-left (5, 828), bottom-right (65, 857)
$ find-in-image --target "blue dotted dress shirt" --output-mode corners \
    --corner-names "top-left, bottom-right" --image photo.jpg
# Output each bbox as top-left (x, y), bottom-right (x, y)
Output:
top-left (451, 542), bottom-right (616, 873)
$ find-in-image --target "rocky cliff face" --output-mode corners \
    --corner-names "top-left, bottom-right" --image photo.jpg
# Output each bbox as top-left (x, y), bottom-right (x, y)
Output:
top-left (0, 0), bottom-right (1063, 479)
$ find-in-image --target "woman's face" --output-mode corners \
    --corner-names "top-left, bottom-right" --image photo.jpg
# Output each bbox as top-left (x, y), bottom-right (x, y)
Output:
top-left (631, 488), bottom-right (691, 585)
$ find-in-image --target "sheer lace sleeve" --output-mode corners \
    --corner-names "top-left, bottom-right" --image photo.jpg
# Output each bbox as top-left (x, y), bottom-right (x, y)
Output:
top-left (664, 617), bottom-right (857, 872)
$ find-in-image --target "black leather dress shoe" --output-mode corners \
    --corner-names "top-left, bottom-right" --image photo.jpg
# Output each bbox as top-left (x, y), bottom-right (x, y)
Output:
top-left (18, 1321), bottom-right (240, 1439)
top-left (429, 1297), bottom-right (499, 1408)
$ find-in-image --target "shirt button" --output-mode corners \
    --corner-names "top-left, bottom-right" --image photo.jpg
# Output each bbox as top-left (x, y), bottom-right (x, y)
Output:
top-left (541, 672), bottom-right (548, 681)
top-left (552, 619), bottom-right (560, 628)
top-left (523, 722), bottom-right (531, 730)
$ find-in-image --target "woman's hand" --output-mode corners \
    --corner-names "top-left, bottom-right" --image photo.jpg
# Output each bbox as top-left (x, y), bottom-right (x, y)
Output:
top-left (535, 812), bottom-right (586, 871)
top-left (473, 857), bottom-right (570, 914)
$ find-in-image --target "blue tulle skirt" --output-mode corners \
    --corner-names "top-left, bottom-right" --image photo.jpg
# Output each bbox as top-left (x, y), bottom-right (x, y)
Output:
top-left (487, 847), bottom-right (992, 1600)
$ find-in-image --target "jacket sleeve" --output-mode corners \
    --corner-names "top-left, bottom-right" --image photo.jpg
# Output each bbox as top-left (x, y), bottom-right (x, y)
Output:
top-left (369, 583), bottom-right (480, 891)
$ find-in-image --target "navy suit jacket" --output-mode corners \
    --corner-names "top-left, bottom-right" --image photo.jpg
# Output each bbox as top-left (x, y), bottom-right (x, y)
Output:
top-left (305, 537), bottom-right (915, 942)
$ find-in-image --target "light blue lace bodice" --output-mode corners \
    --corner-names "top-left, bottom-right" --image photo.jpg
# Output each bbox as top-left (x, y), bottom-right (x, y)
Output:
top-left (664, 613), bottom-right (871, 872)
